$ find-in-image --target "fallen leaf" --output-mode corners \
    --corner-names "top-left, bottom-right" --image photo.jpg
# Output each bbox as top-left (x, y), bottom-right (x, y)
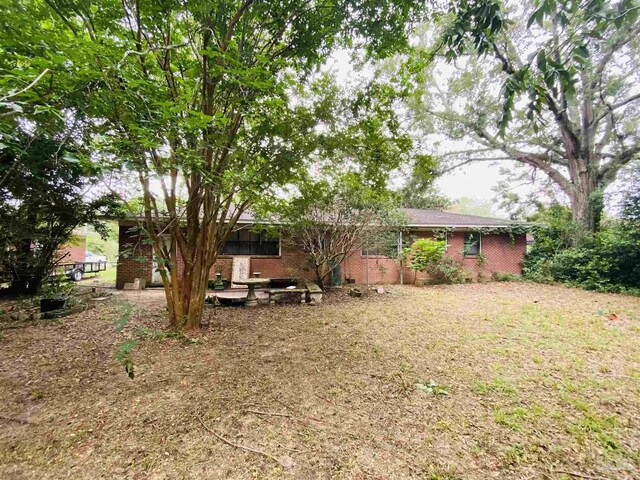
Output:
top-left (607, 313), bottom-right (619, 321)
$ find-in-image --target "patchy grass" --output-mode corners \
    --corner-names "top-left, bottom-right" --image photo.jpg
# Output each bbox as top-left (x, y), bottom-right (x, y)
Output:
top-left (0, 283), bottom-right (638, 479)
top-left (78, 265), bottom-right (117, 287)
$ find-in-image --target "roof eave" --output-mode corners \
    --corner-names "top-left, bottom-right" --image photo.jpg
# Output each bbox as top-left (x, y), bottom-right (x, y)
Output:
top-left (407, 224), bottom-right (524, 229)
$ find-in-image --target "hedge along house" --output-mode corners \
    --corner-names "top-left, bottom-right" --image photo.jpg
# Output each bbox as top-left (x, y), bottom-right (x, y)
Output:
top-left (115, 208), bottom-right (527, 289)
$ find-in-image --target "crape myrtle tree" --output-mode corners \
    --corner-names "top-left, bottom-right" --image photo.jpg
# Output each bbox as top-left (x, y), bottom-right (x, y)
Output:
top-left (280, 173), bottom-right (406, 289)
top-left (401, 0), bottom-right (640, 240)
top-left (29, 0), bottom-right (435, 329)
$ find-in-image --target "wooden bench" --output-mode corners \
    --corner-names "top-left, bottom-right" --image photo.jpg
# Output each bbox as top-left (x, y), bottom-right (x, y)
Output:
top-left (267, 281), bottom-right (323, 305)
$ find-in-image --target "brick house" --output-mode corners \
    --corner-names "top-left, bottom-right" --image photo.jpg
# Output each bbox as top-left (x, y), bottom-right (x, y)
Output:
top-left (115, 208), bottom-right (527, 289)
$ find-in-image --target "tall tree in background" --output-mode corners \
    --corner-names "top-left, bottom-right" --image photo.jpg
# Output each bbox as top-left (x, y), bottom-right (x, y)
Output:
top-left (404, 0), bottom-right (640, 239)
top-left (398, 156), bottom-right (451, 210)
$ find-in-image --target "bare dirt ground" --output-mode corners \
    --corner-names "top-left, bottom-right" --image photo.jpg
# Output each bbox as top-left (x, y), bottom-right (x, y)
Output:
top-left (0, 283), bottom-right (639, 479)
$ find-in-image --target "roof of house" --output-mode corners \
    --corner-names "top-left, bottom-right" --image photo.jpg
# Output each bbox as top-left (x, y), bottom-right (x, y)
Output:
top-left (400, 208), bottom-right (519, 228)
top-left (119, 208), bottom-right (522, 229)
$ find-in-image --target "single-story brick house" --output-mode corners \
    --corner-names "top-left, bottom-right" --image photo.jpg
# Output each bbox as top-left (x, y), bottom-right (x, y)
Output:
top-left (116, 208), bottom-right (527, 289)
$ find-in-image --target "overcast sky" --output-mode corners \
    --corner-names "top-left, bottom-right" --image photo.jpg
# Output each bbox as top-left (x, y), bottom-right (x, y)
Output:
top-left (435, 163), bottom-right (503, 200)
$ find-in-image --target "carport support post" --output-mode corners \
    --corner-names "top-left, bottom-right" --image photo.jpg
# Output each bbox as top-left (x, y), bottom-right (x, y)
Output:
top-left (399, 231), bottom-right (403, 285)
top-left (365, 249), bottom-right (369, 289)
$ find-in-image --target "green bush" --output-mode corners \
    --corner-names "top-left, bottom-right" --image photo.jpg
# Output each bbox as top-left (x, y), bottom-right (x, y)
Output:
top-left (492, 271), bottom-right (522, 282)
top-left (427, 257), bottom-right (469, 284)
top-left (524, 199), bottom-right (640, 294)
top-left (406, 238), bottom-right (447, 275)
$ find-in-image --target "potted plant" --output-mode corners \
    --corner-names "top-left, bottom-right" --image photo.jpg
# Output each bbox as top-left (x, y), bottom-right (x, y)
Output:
top-left (39, 280), bottom-right (73, 313)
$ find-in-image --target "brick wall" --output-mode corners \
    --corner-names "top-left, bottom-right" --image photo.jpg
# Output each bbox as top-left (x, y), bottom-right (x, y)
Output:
top-left (208, 244), bottom-right (314, 282)
top-left (116, 224), bottom-right (527, 289)
top-left (341, 230), bottom-right (526, 284)
top-left (446, 231), bottom-right (526, 280)
top-left (116, 225), bottom-right (153, 289)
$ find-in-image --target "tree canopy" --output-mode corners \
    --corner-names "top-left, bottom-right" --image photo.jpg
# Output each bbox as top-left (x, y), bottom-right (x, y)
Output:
top-left (396, 0), bottom-right (640, 239)
top-left (0, 0), bottom-right (439, 328)
top-left (0, 133), bottom-right (119, 294)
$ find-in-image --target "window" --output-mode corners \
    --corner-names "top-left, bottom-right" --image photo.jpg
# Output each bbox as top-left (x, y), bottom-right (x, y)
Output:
top-left (463, 232), bottom-right (481, 256)
top-left (222, 230), bottom-right (279, 256)
top-left (362, 231), bottom-right (404, 257)
top-left (433, 231), bottom-right (448, 249)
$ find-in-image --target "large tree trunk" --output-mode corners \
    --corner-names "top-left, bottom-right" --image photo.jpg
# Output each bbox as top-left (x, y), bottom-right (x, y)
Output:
top-left (157, 250), bottom-right (210, 331)
top-left (568, 159), bottom-right (602, 242)
top-left (571, 190), bottom-right (595, 234)
top-left (153, 217), bottom-right (227, 331)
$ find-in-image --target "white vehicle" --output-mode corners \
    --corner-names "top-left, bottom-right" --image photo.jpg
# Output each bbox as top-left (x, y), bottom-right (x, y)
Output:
top-left (85, 251), bottom-right (107, 263)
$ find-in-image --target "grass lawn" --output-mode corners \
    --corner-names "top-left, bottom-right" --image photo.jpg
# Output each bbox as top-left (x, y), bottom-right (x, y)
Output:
top-left (0, 283), bottom-right (638, 479)
top-left (77, 265), bottom-right (117, 287)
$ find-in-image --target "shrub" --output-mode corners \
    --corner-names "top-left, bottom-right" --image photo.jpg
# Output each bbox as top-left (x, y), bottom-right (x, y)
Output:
top-left (492, 271), bottom-right (522, 282)
top-left (524, 210), bottom-right (640, 294)
top-left (406, 238), bottom-right (446, 283)
top-left (427, 257), bottom-right (469, 284)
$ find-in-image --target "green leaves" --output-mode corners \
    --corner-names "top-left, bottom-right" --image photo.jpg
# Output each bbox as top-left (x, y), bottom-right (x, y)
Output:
top-left (527, 0), bottom-right (557, 28)
top-left (114, 304), bottom-right (133, 333)
top-left (446, 0), bottom-right (640, 134)
top-left (515, 0), bottom-right (639, 131)
top-left (441, 0), bottom-right (507, 59)
top-left (407, 238), bottom-right (447, 274)
top-left (114, 303), bottom-right (136, 379)
top-left (116, 339), bottom-right (137, 379)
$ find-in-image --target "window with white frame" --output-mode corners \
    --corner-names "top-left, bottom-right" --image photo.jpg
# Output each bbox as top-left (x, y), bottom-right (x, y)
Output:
top-left (463, 232), bottom-right (481, 256)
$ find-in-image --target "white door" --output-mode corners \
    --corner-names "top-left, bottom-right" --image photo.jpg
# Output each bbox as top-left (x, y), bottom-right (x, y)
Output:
top-left (231, 256), bottom-right (251, 288)
top-left (152, 235), bottom-right (172, 286)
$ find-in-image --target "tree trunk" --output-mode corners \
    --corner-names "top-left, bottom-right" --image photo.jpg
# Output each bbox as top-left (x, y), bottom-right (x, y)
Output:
top-left (315, 264), bottom-right (324, 289)
top-left (152, 229), bottom-right (211, 331)
top-left (10, 237), bottom-right (37, 295)
top-left (571, 191), bottom-right (594, 236)
top-left (569, 164), bottom-right (602, 242)
top-left (184, 253), bottom-right (208, 330)
top-left (159, 257), bottom-right (209, 331)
